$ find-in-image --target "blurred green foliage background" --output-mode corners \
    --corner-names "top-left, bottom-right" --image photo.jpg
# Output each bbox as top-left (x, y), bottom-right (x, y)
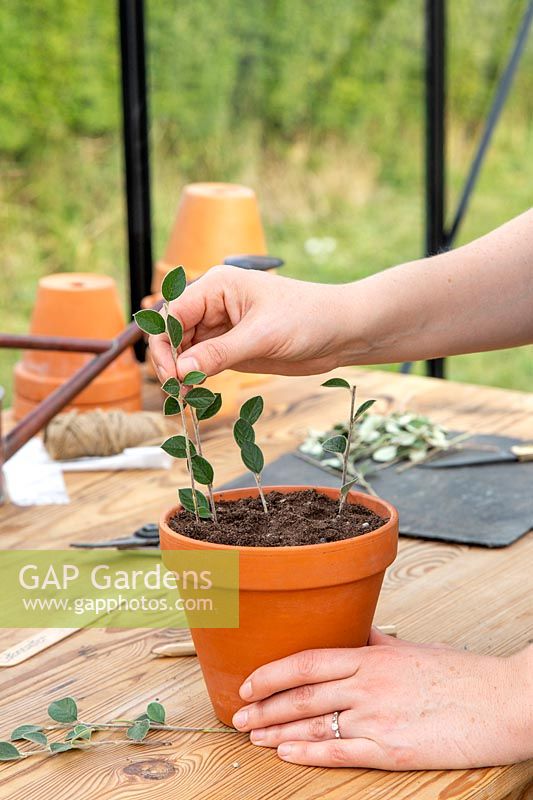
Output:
top-left (0, 0), bottom-right (531, 398)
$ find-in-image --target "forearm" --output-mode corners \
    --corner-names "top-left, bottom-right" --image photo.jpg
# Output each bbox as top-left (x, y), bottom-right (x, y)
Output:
top-left (336, 209), bottom-right (533, 365)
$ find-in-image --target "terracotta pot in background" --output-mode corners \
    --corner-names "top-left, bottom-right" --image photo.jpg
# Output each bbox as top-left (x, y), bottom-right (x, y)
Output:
top-left (13, 273), bottom-right (142, 419)
top-left (141, 291), bottom-right (162, 319)
top-left (160, 485), bottom-right (399, 726)
top-left (162, 183), bottom-right (267, 283)
top-left (151, 260), bottom-right (175, 296)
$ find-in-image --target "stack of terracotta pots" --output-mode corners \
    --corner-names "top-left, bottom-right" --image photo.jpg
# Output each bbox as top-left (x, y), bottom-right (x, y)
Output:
top-left (13, 273), bottom-right (142, 419)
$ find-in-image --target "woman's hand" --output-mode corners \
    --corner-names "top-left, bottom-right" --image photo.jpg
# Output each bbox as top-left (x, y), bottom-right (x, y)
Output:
top-left (148, 266), bottom-right (353, 382)
top-left (232, 630), bottom-right (532, 770)
top-left (149, 211), bottom-right (533, 381)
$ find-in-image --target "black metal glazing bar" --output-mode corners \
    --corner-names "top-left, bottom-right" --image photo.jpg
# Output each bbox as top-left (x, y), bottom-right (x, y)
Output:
top-left (424, 0), bottom-right (446, 379)
top-left (118, 0), bottom-right (153, 360)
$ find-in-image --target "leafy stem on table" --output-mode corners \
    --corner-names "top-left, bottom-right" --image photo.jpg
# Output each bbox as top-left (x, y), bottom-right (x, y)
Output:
top-left (0, 696), bottom-right (237, 763)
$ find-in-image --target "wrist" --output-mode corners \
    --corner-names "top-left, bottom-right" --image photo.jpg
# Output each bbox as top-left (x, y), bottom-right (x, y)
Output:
top-left (332, 276), bottom-right (404, 367)
top-left (501, 646), bottom-right (533, 762)
top-left (333, 256), bottom-right (453, 367)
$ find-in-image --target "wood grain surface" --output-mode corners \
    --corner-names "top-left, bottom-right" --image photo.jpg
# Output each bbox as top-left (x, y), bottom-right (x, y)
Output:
top-left (0, 369), bottom-right (532, 799)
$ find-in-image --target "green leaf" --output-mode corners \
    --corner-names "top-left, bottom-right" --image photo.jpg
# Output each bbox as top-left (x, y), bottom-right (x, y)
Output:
top-left (322, 435), bottom-right (347, 453)
top-left (147, 702), bottom-right (166, 724)
top-left (191, 455), bottom-right (214, 485)
top-left (239, 396), bottom-right (264, 425)
top-left (11, 724), bottom-right (43, 742)
top-left (341, 479), bottom-right (359, 498)
top-left (409, 447), bottom-right (429, 463)
top-left (161, 266), bottom-right (186, 302)
top-left (22, 731), bottom-right (48, 746)
top-left (196, 393), bottom-right (222, 421)
top-left (321, 377), bottom-right (351, 390)
top-left (162, 377), bottom-right (181, 397)
top-left (166, 314), bottom-right (183, 349)
top-left (185, 387), bottom-right (216, 411)
top-left (48, 697), bottom-right (78, 724)
top-left (0, 741), bottom-right (22, 761)
top-left (178, 488), bottom-right (211, 519)
top-left (49, 742), bottom-right (75, 753)
top-left (240, 441), bottom-right (264, 474)
top-left (133, 310), bottom-right (166, 336)
top-left (163, 396), bottom-right (181, 416)
top-left (127, 719), bottom-right (150, 742)
top-left (233, 418), bottom-right (255, 448)
top-left (66, 725), bottom-right (92, 741)
top-left (373, 445), bottom-right (398, 462)
top-left (134, 713), bottom-right (150, 721)
top-left (182, 370), bottom-right (207, 386)
top-left (353, 399), bottom-right (376, 422)
top-left (161, 435), bottom-right (196, 459)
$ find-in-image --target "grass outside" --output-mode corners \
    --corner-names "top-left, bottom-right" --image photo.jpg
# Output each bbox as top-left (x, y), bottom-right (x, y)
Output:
top-left (1, 124), bottom-right (531, 404)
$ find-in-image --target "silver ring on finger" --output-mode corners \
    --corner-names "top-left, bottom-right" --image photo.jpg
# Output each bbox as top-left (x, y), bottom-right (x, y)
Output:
top-left (331, 711), bottom-right (342, 739)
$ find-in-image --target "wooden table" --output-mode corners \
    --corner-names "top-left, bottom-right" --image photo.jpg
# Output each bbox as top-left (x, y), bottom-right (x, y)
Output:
top-left (0, 369), bottom-right (532, 800)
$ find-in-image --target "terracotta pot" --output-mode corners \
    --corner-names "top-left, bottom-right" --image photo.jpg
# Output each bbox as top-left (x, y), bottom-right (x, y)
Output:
top-left (162, 183), bottom-right (267, 283)
top-left (160, 485), bottom-right (398, 726)
top-left (151, 261), bottom-right (174, 296)
top-left (13, 273), bottom-right (142, 419)
top-left (141, 291), bottom-right (162, 311)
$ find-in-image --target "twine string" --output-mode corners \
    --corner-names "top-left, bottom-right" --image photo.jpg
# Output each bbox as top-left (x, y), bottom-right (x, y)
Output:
top-left (44, 410), bottom-right (167, 460)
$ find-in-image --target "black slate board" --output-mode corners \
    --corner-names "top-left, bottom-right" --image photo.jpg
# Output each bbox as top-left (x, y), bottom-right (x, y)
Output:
top-left (221, 434), bottom-right (533, 548)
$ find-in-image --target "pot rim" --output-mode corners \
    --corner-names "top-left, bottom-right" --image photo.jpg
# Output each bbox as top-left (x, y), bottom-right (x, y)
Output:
top-left (160, 485), bottom-right (398, 554)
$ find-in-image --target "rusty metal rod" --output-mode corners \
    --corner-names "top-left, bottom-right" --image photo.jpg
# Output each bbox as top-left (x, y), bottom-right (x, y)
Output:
top-left (3, 296), bottom-right (165, 462)
top-left (0, 333), bottom-right (112, 353)
top-left (3, 322), bottom-right (142, 462)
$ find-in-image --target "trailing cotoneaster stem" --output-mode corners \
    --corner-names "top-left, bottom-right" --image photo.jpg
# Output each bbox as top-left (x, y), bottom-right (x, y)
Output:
top-left (167, 326), bottom-right (199, 522)
top-left (342, 385), bottom-right (357, 490)
top-left (190, 409), bottom-right (218, 523)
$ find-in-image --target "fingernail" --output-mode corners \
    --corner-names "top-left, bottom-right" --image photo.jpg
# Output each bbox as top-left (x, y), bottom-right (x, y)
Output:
top-left (178, 356), bottom-right (199, 377)
top-left (232, 709), bottom-right (248, 730)
top-left (240, 680), bottom-right (253, 700)
top-left (278, 744), bottom-right (292, 759)
top-left (250, 729), bottom-right (265, 744)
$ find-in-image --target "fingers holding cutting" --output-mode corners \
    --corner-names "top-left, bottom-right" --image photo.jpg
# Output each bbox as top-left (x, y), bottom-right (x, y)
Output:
top-left (147, 265), bottom-right (240, 380)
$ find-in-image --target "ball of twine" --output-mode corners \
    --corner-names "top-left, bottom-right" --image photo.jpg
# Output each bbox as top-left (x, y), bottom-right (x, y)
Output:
top-left (44, 409), bottom-right (168, 460)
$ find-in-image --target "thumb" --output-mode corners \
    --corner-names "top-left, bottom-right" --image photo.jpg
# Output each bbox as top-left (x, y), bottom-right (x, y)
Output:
top-left (176, 326), bottom-right (258, 379)
top-left (368, 627), bottom-right (454, 651)
top-left (368, 627), bottom-right (409, 647)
